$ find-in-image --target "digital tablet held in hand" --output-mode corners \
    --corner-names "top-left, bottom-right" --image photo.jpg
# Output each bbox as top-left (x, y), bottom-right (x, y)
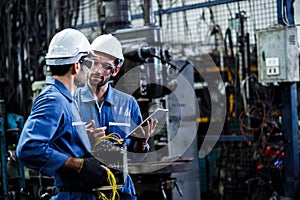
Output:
top-left (126, 108), bottom-right (168, 138)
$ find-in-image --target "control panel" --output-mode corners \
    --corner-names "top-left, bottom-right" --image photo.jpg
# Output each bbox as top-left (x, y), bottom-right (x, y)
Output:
top-left (257, 26), bottom-right (299, 83)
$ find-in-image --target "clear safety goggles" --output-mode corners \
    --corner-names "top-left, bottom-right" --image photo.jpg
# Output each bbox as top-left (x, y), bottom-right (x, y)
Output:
top-left (81, 58), bottom-right (116, 71)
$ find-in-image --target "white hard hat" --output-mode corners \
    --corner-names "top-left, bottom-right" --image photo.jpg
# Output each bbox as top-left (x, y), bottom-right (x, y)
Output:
top-left (91, 34), bottom-right (124, 66)
top-left (45, 28), bottom-right (91, 66)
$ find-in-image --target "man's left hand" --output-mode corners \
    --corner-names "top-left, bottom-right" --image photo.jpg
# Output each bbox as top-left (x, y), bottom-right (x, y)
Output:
top-left (133, 118), bottom-right (158, 152)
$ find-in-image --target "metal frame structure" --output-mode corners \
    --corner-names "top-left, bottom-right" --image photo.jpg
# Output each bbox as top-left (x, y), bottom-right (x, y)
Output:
top-left (0, 118), bottom-right (8, 199)
top-left (131, 0), bottom-right (245, 20)
top-left (277, 0), bottom-right (299, 197)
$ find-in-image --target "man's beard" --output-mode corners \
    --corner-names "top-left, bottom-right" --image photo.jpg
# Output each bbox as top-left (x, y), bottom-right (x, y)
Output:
top-left (74, 66), bottom-right (88, 88)
top-left (89, 72), bottom-right (111, 89)
top-left (97, 76), bottom-right (110, 88)
top-left (74, 72), bottom-right (87, 88)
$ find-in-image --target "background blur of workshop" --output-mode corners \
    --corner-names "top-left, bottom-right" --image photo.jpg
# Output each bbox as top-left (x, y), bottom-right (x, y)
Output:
top-left (1, 0), bottom-right (300, 199)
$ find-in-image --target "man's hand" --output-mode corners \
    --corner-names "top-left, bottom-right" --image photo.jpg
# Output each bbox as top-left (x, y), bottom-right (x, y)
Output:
top-left (86, 120), bottom-right (107, 141)
top-left (133, 118), bottom-right (158, 152)
top-left (58, 156), bottom-right (108, 188)
top-left (77, 156), bottom-right (108, 188)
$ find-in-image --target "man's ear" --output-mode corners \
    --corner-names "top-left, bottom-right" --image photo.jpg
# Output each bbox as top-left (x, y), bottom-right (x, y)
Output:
top-left (72, 63), bottom-right (80, 75)
top-left (111, 66), bottom-right (121, 77)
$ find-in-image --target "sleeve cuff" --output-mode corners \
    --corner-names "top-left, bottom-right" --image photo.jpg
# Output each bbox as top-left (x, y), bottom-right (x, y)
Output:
top-left (40, 151), bottom-right (69, 176)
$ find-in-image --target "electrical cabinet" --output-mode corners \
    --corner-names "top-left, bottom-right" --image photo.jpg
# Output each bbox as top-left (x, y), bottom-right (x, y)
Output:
top-left (257, 26), bottom-right (299, 83)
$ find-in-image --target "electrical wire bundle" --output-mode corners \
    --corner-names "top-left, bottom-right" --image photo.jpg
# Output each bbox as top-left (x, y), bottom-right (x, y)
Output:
top-left (95, 164), bottom-right (120, 200)
top-left (92, 133), bottom-right (128, 198)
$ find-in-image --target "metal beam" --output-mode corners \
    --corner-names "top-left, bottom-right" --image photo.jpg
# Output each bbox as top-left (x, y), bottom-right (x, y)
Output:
top-left (277, 0), bottom-right (300, 198)
top-left (281, 83), bottom-right (299, 198)
top-left (0, 118), bottom-right (8, 200)
top-left (132, 0), bottom-right (245, 19)
top-left (76, 0), bottom-right (246, 29)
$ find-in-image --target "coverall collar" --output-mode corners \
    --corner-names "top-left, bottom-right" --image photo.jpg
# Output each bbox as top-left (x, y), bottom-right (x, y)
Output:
top-left (45, 76), bottom-right (73, 102)
top-left (80, 83), bottom-right (117, 106)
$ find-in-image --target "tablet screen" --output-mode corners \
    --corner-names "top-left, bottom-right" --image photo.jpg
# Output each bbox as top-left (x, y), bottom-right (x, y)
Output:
top-left (126, 108), bottom-right (168, 138)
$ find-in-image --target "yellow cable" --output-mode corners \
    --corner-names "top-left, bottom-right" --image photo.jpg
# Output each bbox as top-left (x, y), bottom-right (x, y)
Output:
top-left (93, 133), bottom-right (122, 200)
top-left (94, 133), bottom-right (123, 148)
top-left (97, 191), bottom-right (110, 200)
top-left (96, 165), bottom-right (120, 200)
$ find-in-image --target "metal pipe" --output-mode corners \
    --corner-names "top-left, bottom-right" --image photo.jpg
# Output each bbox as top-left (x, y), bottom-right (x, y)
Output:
top-left (0, 118), bottom-right (8, 200)
top-left (103, 0), bottom-right (131, 33)
top-left (46, 0), bottom-right (55, 44)
top-left (144, 0), bottom-right (155, 25)
top-left (132, 0), bottom-right (245, 20)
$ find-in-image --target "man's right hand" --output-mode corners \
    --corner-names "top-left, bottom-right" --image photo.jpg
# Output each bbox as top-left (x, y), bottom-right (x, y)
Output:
top-left (77, 156), bottom-right (108, 188)
top-left (59, 156), bottom-right (108, 188)
top-left (86, 120), bottom-right (107, 141)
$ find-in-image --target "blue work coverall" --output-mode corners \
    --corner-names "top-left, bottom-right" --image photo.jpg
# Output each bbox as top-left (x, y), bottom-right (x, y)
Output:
top-left (74, 83), bottom-right (147, 200)
top-left (16, 76), bottom-right (97, 199)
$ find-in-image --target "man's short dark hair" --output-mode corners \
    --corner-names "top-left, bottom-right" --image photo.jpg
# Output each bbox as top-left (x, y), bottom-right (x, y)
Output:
top-left (49, 64), bottom-right (73, 76)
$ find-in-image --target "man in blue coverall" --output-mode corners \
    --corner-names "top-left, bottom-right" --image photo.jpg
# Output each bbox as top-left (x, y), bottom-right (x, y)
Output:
top-left (74, 34), bottom-right (157, 199)
top-left (16, 28), bottom-right (110, 200)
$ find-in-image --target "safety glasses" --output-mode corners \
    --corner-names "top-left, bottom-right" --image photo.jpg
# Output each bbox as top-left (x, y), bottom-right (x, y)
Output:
top-left (82, 59), bottom-right (115, 71)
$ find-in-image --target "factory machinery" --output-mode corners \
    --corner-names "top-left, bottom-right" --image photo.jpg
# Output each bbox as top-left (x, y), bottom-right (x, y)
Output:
top-left (1, 0), bottom-right (300, 200)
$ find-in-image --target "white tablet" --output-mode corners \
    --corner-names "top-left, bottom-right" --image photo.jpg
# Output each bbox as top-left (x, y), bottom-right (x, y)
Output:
top-left (126, 108), bottom-right (168, 138)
